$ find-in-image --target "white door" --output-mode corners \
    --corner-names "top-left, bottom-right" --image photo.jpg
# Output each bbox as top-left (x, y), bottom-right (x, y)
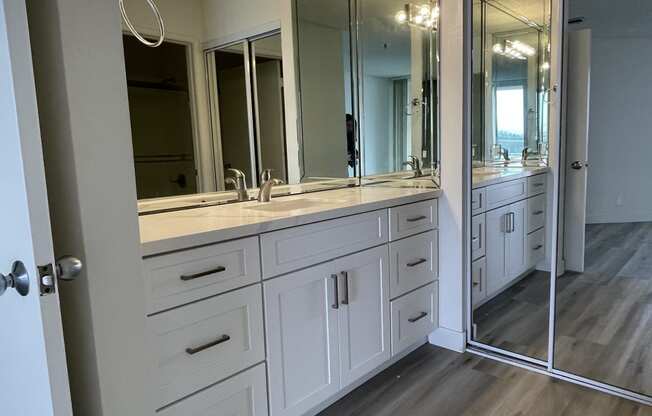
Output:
top-left (264, 263), bottom-right (340, 416)
top-left (336, 246), bottom-right (390, 388)
top-left (563, 29), bottom-right (592, 272)
top-left (0, 0), bottom-right (72, 414)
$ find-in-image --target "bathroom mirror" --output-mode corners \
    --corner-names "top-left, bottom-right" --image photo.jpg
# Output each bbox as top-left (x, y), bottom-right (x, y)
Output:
top-left (294, 0), bottom-right (357, 181)
top-left (359, 0), bottom-right (439, 180)
top-left (121, 0), bottom-right (441, 214)
top-left (469, 0), bottom-right (553, 363)
top-left (472, 0), bottom-right (550, 166)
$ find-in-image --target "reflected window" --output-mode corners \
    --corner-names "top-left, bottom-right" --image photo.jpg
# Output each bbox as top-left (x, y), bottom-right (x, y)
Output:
top-left (495, 85), bottom-right (526, 156)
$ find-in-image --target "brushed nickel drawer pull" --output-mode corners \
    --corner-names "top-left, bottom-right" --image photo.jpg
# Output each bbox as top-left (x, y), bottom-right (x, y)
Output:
top-left (408, 312), bottom-right (428, 323)
top-left (331, 274), bottom-right (339, 309)
top-left (406, 215), bottom-right (427, 223)
top-left (407, 258), bottom-right (428, 268)
top-left (341, 271), bottom-right (350, 305)
top-left (533, 244), bottom-right (544, 251)
top-left (533, 183), bottom-right (544, 187)
top-left (533, 210), bottom-right (544, 216)
top-left (180, 266), bottom-right (226, 281)
top-left (185, 334), bottom-right (230, 355)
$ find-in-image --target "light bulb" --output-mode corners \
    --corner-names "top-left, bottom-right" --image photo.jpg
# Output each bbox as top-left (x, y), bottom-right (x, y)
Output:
top-left (432, 6), bottom-right (440, 18)
top-left (419, 4), bottom-right (431, 16)
top-left (395, 10), bottom-right (407, 24)
top-left (414, 14), bottom-right (425, 24)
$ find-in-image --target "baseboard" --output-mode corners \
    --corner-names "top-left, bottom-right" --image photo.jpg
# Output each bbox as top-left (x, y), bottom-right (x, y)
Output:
top-left (428, 327), bottom-right (466, 353)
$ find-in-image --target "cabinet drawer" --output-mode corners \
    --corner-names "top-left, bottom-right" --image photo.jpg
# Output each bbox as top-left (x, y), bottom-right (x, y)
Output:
top-left (149, 285), bottom-right (265, 408)
top-left (157, 363), bottom-right (268, 416)
top-left (390, 282), bottom-right (438, 357)
top-left (389, 199), bottom-right (438, 241)
top-left (389, 231), bottom-right (438, 299)
top-left (527, 174), bottom-right (547, 197)
top-left (527, 228), bottom-right (546, 269)
top-left (471, 257), bottom-right (487, 308)
top-left (471, 214), bottom-right (486, 261)
top-left (527, 194), bottom-right (546, 233)
top-left (261, 210), bottom-right (388, 278)
top-left (471, 188), bottom-right (487, 215)
top-left (486, 179), bottom-right (527, 210)
top-left (143, 236), bottom-right (261, 314)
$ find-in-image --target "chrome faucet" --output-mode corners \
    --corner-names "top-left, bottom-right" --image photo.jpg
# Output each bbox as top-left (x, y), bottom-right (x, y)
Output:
top-left (225, 168), bottom-right (249, 202)
top-left (402, 155), bottom-right (423, 178)
top-left (258, 169), bottom-right (284, 203)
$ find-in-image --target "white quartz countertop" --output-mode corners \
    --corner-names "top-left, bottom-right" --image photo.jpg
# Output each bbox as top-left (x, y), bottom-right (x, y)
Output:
top-left (472, 165), bottom-right (550, 189)
top-left (139, 186), bottom-right (442, 256)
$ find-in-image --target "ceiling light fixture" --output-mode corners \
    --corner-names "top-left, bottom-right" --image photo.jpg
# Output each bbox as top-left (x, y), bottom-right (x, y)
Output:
top-left (395, 3), bottom-right (439, 30)
top-left (493, 39), bottom-right (536, 60)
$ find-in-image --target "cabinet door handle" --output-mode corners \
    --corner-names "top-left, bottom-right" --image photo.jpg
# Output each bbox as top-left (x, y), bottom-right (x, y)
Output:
top-left (407, 258), bottom-right (428, 268)
top-left (331, 274), bottom-right (339, 309)
top-left (180, 266), bottom-right (226, 281)
top-left (533, 210), bottom-right (544, 216)
top-left (340, 271), bottom-right (349, 305)
top-left (504, 213), bottom-right (511, 233)
top-left (408, 312), bottom-right (428, 323)
top-left (533, 183), bottom-right (545, 188)
top-left (406, 215), bottom-right (427, 223)
top-left (533, 244), bottom-right (544, 251)
top-left (185, 334), bottom-right (230, 355)
top-left (510, 213), bottom-right (516, 233)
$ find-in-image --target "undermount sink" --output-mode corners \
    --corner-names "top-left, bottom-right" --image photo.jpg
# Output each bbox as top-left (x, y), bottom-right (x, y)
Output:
top-left (245, 198), bottom-right (337, 213)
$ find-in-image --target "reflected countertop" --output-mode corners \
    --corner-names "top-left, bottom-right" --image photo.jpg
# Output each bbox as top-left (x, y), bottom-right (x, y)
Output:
top-left (473, 165), bottom-right (550, 189)
top-left (140, 185), bottom-right (442, 256)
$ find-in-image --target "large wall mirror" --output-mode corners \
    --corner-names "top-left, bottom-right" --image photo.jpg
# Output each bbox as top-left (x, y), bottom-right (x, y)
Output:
top-left (469, 0), bottom-right (553, 363)
top-left (119, 0), bottom-right (440, 214)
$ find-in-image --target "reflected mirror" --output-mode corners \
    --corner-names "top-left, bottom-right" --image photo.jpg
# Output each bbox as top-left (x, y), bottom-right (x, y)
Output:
top-left (554, 0), bottom-right (652, 398)
top-left (469, 0), bottom-right (552, 362)
top-left (359, 0), bottom-right (439, 179)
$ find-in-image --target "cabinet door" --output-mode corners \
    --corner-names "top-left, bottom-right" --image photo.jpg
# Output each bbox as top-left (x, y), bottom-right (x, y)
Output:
top-left (506, 200), bottom-right (528, 279)
top-left (471, 214), bottom-right (486, 261)
top-left (471, 257), bottom-right (487, 308)
top-left (335, 246), bottom-right (391, 388)
top-left (485, 205), bottom-right (510, 296)
top-left (264, 263), bottom-right (340, 416)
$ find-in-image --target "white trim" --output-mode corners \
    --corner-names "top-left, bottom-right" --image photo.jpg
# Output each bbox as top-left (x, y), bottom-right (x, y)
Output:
top-left (428, 327), bottom-right (466, 353)
top-left (203, 20), bottom-right (282, 52)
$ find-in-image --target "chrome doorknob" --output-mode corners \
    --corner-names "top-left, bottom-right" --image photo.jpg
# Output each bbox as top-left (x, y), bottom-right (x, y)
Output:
top-left (0, 261), bottom-right (30, 297)
top-left (56, 256), bottom-right (83, 281)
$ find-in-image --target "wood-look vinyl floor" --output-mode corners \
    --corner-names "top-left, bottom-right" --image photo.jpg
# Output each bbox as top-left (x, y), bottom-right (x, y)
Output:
top-left (320, 223), bottom-right (652, 415)
top-left (319, 345), bottom-right (652, 415)
top-left (554, 223), bottom-right (652, 396)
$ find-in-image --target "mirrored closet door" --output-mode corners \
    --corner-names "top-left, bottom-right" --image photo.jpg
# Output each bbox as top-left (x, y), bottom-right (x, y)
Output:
top-left (553, 0), bottom-right (652, 400)
top-left (469, 0), bottom-right (553, 363)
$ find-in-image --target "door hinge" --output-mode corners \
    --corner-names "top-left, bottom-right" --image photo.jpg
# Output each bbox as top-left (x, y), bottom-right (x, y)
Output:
top-left (38, 263), bottom-right (56, 296)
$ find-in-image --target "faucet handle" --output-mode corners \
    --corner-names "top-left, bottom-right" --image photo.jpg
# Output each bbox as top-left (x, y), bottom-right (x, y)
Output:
top-left (261, 169), bottom-right (278, 182)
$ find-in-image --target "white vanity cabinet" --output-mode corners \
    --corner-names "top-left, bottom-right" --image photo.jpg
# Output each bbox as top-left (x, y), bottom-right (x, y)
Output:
top-left (473, 174), bottom-right (547, 307)
top-left (142, 196), bottom-right (439, 416)
top-left (485, 200), bottom-right (527, 296)
top-left (264, 245), bottom-right (390, 416)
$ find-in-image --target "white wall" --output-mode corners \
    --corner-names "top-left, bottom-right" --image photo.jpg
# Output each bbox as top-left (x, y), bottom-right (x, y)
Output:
top-left (569, 1), bottom-right (652, 224)
top-left (201, 0), bottom-right (281, 46)
top-left (583, 39), bottom-right (652, 223)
